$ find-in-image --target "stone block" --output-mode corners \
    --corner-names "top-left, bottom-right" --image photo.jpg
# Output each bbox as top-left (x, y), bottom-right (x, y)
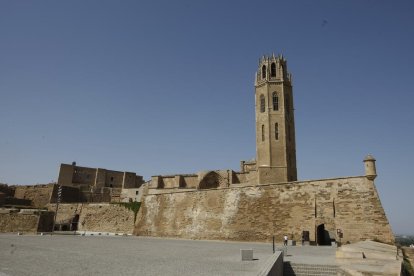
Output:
top-left (241, 249), bottom-right (253, 261)
top-left (288, 240), bottom-right (296, 246)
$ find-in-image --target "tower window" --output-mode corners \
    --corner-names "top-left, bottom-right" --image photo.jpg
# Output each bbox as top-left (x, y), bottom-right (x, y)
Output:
top-left (272, 92), bottom-right (278, 111)
top-left (260, 94), bottom-right (265, 113)
top-left (262, 65), bottom-right (266, 79)
top-left (261, 125), bottom-right (265, 141)
top-left (275, 123), bottom-right (279, 140)
top-left (270, 63), bottom-right (276, 77)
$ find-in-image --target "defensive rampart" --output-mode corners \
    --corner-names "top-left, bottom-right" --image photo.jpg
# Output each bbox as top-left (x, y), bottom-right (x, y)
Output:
top-left (48, 203), bottom-right (136, 234)
top-left (134, 176), bottom-right (394, 244)
top-left (0, 210), bottom-right (54, 233)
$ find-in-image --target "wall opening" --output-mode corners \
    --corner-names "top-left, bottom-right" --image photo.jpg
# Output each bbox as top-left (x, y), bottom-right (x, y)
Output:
top-left (316, 224), bottom-right (331, 246)
top-left (198, 172), bottom-right (223, 189)
top-left (71, 214), bottom-right (80, 231)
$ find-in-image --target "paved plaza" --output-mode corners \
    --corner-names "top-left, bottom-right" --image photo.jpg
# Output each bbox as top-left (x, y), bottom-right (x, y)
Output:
top-left (0, 234), bottom-right (336, 275)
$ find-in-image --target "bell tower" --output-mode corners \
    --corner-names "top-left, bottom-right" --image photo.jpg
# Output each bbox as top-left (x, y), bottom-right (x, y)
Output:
top-left (255, 54), bottom-right (297, 184)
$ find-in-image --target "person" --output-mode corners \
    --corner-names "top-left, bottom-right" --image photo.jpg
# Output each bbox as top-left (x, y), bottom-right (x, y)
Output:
top-left (301, 233), bottom-right (305, 246)
top-left (284, 235), bottom-right (288, 246)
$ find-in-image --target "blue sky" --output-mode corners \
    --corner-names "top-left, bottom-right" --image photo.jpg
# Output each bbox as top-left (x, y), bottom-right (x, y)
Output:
top-left (0, 1), bottom-right (413, 234)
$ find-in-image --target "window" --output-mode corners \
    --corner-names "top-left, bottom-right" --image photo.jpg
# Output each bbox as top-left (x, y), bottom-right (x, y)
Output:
top-left (110, 176), bottom-right (114, 181)
top-left (270, 63), bottom-right (276, 77)
top-left (136, 191), bottom-right (139, 195)
top-left (260, 94), bottom-right (265, 113)
top-left (275, 123), bottom-right (279, 140)
top-left (261, 125), bottom-right (265, 141)
top-left (262, 65), bottom-right (266, 79)
top-left (272, 92), bottom-right (278, 111)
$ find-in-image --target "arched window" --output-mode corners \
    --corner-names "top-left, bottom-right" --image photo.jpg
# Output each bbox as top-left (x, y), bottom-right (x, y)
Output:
top-left (260, 94), bottom-right (265, 113)
top-left (272, 92), bottom-right (278, 111)
top-left (270, 63), bottom-right (276, 77)
top-left (262, 65), bottom-right (266, 79)
top-left (261, 125), bottom-right (265, 141)
top-left (275, 123), bottom-right (279, 140)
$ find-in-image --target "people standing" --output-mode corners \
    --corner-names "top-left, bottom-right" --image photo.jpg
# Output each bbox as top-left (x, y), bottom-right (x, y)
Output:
top-left (284, 235), bottom-right (288, 246)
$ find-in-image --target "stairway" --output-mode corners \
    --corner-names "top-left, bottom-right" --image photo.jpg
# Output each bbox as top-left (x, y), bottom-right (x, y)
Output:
top-left (284, 262), bottom-right (338, 276)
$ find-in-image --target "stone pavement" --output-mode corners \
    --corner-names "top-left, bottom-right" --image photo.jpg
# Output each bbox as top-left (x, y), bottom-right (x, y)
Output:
top-left (0, 234), bottom-right (345, 276)
top-left (0, 234), bottom-right (277, 276)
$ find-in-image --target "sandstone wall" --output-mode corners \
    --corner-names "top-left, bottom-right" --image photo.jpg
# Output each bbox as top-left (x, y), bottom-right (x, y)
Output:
top-left (134, 176), bottom-right (394, 244)
top-left (48, 203), bottom-right (136, 234)
top-left (402, 247), bottom-right (414, 273)
top-left (14, 184), bottom-right (54, 208)
top-left (0, 211), bottom-right (54, 233)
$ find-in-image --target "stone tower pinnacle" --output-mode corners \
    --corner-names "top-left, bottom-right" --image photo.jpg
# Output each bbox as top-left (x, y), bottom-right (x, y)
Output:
top-left (255, 54), bottom-right (297, 184)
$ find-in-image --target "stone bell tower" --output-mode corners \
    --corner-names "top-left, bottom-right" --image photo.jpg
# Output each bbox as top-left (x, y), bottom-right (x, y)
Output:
top-left (255, 54), bottom-right (297, 184)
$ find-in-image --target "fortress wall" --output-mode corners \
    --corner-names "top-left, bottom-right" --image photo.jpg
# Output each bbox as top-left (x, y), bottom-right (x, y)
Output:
top-left (14, 184), bottom-right (54, 208)
top-left (183, 175), bottom-right (198, 188)
top-left (0, 213), bottom-right (38, 233)
top-left (0, 184), bottom-right (15, 197)
top-left (134, 176), bottom-right (394, 244)
top-left (161, 176), bottom-right (177, 189)
top-left (0, 211), bottom-right (54, 233)
top-left (48, 203), bottom-right (136, 234)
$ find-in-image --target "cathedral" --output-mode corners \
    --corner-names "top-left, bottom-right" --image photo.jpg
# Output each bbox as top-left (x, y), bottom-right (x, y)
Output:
top-left (134, 54), bottom-right (394, 245)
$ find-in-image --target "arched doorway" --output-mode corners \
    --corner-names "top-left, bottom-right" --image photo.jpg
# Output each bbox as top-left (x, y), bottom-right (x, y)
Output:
top-left (198, 172), bottom-right (222, 189)
top-left (317, 224), bottom-right (331, 245)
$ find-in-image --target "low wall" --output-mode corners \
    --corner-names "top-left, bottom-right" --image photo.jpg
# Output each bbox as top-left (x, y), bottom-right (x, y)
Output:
top-left (257, 251), bottom-right (283, 276)
top-left (48, 203), bottom-right (136, 234)
top-left (134, 176), bottom-right (394, 244)
top-left (0, 211), bottom-right (54, 233)
top-left (14, 184), bottom-right (54, 208)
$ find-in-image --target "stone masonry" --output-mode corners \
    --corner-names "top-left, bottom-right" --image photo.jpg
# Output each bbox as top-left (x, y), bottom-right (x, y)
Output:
top-left (134, 175), bottom-right (394, 244)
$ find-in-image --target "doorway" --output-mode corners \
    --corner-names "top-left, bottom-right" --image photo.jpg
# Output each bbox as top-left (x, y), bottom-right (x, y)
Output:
top-left (317, 224), bottom-right (331, 245)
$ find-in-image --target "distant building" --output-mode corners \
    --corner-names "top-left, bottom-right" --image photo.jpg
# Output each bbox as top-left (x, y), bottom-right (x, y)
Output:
top-left (57, 163), bottom-right (144, 202)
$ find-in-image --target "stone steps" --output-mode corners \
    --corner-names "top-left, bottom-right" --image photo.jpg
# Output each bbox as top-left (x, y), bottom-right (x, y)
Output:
top-left (284, 262), bottom-right (337, 276)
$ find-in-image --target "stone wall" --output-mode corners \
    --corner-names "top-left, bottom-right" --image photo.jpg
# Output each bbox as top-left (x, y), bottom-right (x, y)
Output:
top-left (402, 247), bottom-right (414, 273)
top-left (134, 176), bottom-right (394, 244)
top-left (48, 203), bottom-right (136, 234)
top-left (14, 184), bottom-right (55, 208)
top-left (58, 163), bottom-right (144, 190)
top-left (0, 210), bottom-right (54, 233)
top-left (0, 184), bottom-right (15, 197)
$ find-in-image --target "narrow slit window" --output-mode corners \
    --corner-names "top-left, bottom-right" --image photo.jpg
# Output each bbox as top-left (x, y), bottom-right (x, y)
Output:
top-left (275, 123), bottom-right (279, 140)
top-left (260, 94), bottom-right (265, 113)
top-left (261, 125), bottom-right (265, 141)
top-left (272, 92), bottom-right (278, 111)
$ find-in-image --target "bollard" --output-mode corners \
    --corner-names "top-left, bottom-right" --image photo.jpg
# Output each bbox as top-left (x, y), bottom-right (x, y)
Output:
top-left (273, 236), bottom-right (275, 253)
